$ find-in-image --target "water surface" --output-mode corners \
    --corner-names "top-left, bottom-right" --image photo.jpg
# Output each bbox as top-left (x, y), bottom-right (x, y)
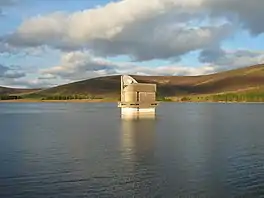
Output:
top-left (0, 102), bottom-right (264, 197)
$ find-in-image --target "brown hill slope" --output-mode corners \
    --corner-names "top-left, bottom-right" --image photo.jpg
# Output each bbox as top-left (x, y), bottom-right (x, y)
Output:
top-left (26, 64), bottom-right (264, 99)
top-left (0, 86), bottom-right (40, 95)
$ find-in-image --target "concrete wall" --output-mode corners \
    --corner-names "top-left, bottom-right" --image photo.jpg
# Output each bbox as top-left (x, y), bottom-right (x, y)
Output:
top-left (124, 91), bottom-right (137, 102)
top-left (124, 83), bottom-right (156, 92)
top-left (139, 92), bottom-right (155, 102)
top-left (122, 83), bottom-right (156, 103)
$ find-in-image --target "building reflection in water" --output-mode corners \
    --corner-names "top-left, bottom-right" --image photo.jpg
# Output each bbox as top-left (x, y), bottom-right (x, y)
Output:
top-left (119, 113), bottom-right (162, 197)
top-left (120, 113), bottom-right (156, 160)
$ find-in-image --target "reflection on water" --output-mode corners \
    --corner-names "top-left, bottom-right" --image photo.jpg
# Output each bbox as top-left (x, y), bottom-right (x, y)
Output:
top-left (121, 113), bottom-right (156, 159)
top-left (120, 113), bottom-right (164, 197)
top-left (120, 112), bottom-right (156, 161)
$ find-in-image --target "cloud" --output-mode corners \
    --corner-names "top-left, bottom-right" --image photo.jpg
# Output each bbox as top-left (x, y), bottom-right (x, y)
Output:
top-left (0, 64), bottom-right (8, 74)
top-left (0, 0), bottom-right (17, 6)
top-left (0, 62), bottom-right (54, 88)
top-left (41, 51), bottom-right (126, 80)
top-left (8, 47), bottom-right (264, 88)
top-left (89, 23), bottom-right (232, 61)
top-left (0, 64), bottom-right (25, 79)
top-left (0, 43), bottom-right (8, 53)
top-left (199, 47), bottom-right (264, 71)
top-left (2, 70), bottom-right (25, 79)
top-left (0, 64), bottom-right (28, 88)
top-left (0, 42), bottom-right (17, 54)
top-left (0, 0), bottom-right (18, 16)
top-left (1, 0), bottom-right (234, 61)
top-left (1, 0), bottom-right (264, 59)
top-left (1, 78), bottom-right (54, 88)
top-left (199, 47), bottom-right (225, 63)
top-left (2, 0), bottom-right (264, 89)
top-left (38, 73), bottom-right (57, 80)
top-left (6, 47), bottom-right (263, 88)
top-left (205, 0), bottom-right (264, 35)
top-left (119, 64), bottom-right (216, 76)
top-left (41, 51), bottom-right (216, 82)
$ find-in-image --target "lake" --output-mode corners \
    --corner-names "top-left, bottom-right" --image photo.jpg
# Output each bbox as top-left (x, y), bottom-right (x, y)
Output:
top-left (0, 102), bottom-right (264, 197)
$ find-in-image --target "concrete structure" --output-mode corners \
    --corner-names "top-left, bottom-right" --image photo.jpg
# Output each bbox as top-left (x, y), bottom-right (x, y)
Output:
top-left (118, 75), bottom-right (158, 116)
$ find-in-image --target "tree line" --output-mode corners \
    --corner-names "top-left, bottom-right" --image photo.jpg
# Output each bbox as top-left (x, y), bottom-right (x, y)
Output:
top-left (211, 93), bottom-right (264, 102)
top-left (0, 95), bottom-right (22, 100)
top-left (0, 94), bottom-right (104, 100)
top-left (180, 92), bottom-right (264, 102)
top-left (39, 94), bottom-right (103, 100)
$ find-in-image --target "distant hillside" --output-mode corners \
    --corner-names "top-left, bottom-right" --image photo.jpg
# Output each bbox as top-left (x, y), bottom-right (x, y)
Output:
top-left (0, 86), bottom-right (40, 95)
top-left (24, 64), bottom-right (264, 101)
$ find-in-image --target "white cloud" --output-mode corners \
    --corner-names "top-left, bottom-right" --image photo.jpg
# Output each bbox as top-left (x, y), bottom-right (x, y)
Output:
top-left (41, 51), bottom-right (128, 80)
top-left (1, 0), bottom-right (264, 59)
top-left (1, 78), bottom-right (54, 88)
top-left (14, 0), bottom-right (204, 41)
top-left (2, 0), bottom-right (234, 61)
top-left (40, 51), bottom-right (216, 82)
top-left (38, 73), bottom-right (57, 80)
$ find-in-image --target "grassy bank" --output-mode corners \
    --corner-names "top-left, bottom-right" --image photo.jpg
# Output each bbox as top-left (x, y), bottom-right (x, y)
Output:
top-left (168, 92), bottom-right (264, 103)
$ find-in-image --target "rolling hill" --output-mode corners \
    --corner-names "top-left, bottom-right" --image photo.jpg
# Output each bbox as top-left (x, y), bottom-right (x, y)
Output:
top-left (23, 64), bottom-right (264, 101)
top-left (0, 86), bottom-right (40, 95)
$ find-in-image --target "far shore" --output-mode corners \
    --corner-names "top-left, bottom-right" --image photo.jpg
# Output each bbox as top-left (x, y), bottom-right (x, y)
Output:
top-left (1, 99), bottom-right (264, 104)
top-left (0, 99), bottom-right (117, 103)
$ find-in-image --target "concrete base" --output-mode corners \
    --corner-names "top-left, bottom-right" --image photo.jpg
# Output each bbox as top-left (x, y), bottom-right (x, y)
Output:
top-left (121, 108), bottom-right (156, 120)
top-left (121, 113), bottom-right (156, 120)
top-left (121, 107), bottom-right (155, 114)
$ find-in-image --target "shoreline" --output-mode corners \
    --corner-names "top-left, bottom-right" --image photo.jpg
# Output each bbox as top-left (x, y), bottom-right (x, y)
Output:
top-left (0, 99), bottom-right (116, 103)
top-left (1, 99), bottom-right (264, 104)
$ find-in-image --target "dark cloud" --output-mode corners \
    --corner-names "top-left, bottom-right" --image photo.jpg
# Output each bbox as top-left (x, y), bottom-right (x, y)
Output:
top-left (199, 48), bottom-right (264, 70)
top-left (0, 0), bottom-right (19, 16)
top-left (88, 23), bottom-right (233, 61)
top-left (199, 47), bottom-right (225, 63)
top-left (0, 64), bottom-right (26, 79)
top-left (205, 0), bottom-right (264, 35)
top-left (3, 71), bottom-right (25, 78)
top-left (0, 42), bottom-right (15, 54)
top-left (0, 0), bottom-right (17, 6)
top-left (0, 64), bottom-right (8, 74)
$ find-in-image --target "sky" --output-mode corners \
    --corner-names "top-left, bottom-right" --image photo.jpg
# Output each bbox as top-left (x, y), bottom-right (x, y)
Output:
top-left (0, 0), bottom-right (264, 88)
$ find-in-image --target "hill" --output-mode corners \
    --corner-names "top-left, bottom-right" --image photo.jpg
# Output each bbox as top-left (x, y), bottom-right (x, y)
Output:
top-left (23, 64), bottom-right (264, 102)
top-left (0, 86), bottom-right (40, 95)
